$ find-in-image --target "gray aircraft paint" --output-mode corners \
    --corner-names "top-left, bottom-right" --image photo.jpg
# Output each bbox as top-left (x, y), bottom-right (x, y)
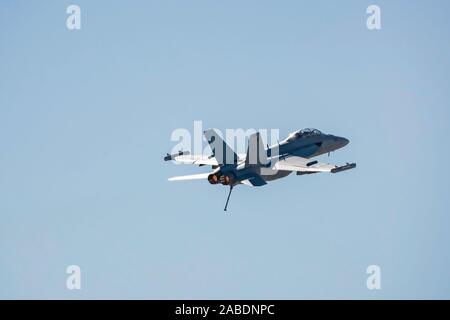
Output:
top-left (167, 128), bottom-right (354, 211)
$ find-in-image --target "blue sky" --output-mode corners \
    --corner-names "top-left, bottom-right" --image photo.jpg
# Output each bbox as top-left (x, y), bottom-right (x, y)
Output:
top-left (1, 0), bottom-right (450, 299)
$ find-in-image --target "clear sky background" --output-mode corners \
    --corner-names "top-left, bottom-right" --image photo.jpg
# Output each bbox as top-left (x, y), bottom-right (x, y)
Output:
top-left (1, 0), bottom-right (450, 299)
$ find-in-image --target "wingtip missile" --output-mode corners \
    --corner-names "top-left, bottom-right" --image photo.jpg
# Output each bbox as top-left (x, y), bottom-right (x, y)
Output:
top-left (163, 150), bottom-right (190, 161)
top-left (331, 163), bottom-right (356, 174)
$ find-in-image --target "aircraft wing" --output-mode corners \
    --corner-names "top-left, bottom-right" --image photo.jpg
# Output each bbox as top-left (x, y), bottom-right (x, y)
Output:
top-left (168, 173), bottom-right (211, 181)
top-left (168, 153), bottom-right (247, 166)
top-left (274, 156), bottom-right (348, 173)
top-left (170, 154), bottom-right (219, 166)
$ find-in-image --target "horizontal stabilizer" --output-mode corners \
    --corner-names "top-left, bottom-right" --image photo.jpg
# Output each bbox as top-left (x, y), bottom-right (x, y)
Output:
top-left (168, 173), bottom-right (210, 181)
top-left (241, 174), bottom-right (267, 186)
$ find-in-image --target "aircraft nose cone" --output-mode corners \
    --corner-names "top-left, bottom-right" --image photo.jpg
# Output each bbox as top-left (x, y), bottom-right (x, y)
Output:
top-left (340, 137), bottom-right (349, 147)
top-left (333, 136), bottom-right (349, 148)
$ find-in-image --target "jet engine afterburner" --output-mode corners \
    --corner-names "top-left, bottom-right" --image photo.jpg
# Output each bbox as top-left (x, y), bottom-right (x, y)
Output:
top-left (208, 173), bottom-right (234, 186)
top-left (208, 173), bottom-right (219, 185)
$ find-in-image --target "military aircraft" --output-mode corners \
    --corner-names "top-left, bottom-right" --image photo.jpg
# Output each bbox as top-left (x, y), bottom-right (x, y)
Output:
top-left (164, 128), bottom-right (356, 211)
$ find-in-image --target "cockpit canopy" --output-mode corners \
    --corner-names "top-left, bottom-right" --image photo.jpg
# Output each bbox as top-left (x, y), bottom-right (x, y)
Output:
top-left (284, 128), bottom-right (322, 143)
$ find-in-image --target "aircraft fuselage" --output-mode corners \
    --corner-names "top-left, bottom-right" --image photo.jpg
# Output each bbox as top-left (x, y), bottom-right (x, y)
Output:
top-left (210, 132), bottom-right (350, 186)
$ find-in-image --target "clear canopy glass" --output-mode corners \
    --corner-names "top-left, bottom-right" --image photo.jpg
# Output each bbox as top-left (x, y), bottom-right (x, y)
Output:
top-left (285, 128), bottom-right (322, 142)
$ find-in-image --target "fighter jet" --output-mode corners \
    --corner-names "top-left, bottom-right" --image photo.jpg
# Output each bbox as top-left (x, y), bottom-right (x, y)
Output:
top-left (164, 128), bottom-right (356, 211)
